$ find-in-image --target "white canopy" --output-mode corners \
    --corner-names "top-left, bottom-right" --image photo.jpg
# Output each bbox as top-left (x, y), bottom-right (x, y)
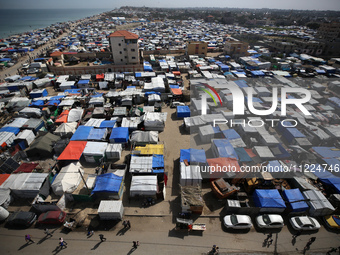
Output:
top-left (54, 122), bottom-right (77, 137)
top-left (130, 175), bottom-right (158, 197)
top-left (51, 162), bottom-right (84, 196)
top-left (68, 108), bottom-right (83, 122)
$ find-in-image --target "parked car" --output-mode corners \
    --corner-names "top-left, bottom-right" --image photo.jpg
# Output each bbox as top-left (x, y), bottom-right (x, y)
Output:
top-left (289, 216), bottom-right (320, 231)
top-left (223, 214), bottom-right (253, 229)
top-left (6, 211), bottom-right (36, 227)
top-left (256, 214), bottom-right (284, 229)
top-left (27, 68), bottom-right (39, 74)
top-left (22, 63), bottom-right (29, 69)
top-left (170, 101), bottom-right (185, 108)
top-left (324, 215), bottom-right (340, 229)
top-left (37, 211), bottom-right (66, 225)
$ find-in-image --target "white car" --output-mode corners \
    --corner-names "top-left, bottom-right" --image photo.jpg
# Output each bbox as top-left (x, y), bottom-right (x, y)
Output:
top-left (223, 214), bottom-right (253, 229)
top-left (170, 101), bottom-right (185, 108)
top-left (256, 214), bottom-right (284, 229)
top-left (289, 216), bottom-right (321, 231)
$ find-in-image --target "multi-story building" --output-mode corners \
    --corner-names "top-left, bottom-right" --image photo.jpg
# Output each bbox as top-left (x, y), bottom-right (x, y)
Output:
top-left (109, 30), bottom-right (139, 65)
top-left (187, 41), bottom-right (208, 56)
top-left (224, 40), bottom-right (249, 58)
top-left (317, 22), bottom-right (340, 41)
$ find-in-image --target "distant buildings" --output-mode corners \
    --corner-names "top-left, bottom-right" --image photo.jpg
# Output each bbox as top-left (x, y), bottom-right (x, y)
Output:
top-left (224, 40), bottom-right (249, 58)
top-left (317, 22), bottom-right (340, 56)
top-left (187, 41), bottom-right (208, 56)
top-left (109, 30), bottom-right (139, 65)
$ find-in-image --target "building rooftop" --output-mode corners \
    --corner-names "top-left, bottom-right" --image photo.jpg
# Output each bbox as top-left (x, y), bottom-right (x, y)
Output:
top-left (109, 30), bottom-right (138, 40)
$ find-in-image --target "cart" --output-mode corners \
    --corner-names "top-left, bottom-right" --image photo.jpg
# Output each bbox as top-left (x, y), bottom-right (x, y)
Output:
top-left (63, 218), bottom-right (76, 231)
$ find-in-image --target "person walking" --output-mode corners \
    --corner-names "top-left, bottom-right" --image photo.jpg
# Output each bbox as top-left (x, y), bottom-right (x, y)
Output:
top-left (122, 220), bottom-right (127, 229)
top-left (99, 234), bottom-right (106, 242)
top-left (44, 228), bottom-right (52, 237)
top-left (127, 220), bottom-right (131, 229)
top-left (59, 237), bottom-right (67, 249)
top-left (132, 241), bottom-right (139, 249)
top-left (87, 228), bottom-right (94, 237)
top-left (25, 234), bottom-right (34, 244)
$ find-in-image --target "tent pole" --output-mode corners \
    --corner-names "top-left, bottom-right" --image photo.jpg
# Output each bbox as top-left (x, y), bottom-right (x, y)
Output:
top-left (78, 169), bottom-right (90, 195)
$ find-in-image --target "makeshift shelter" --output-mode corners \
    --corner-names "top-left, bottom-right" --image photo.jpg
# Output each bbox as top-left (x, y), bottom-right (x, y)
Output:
top-left (51, 162), bottom-right (84, 196)
top-left (206, 157), bottom-right (241, 179)
top-left (57, 141), bottom-right (87, 161)
top-left (105, 144), bottom-right (122, 160)
top-left (211, 139), bottom-right (238, 159)
top-left (12, 173), bottom-right (48, 198)
top-left (87, 128), bottom-right (108, 141)
top-left (253, 189), bottom-right (286, 213)
top-left (19, 107), bottom-right (42, 118)
top-left (109, 127), bottom-right (129, 143)
top-left (222, 129), bottom-right (246, 148)
top-left (130, 155), bottom-right (164, 174)
top-left (312, 165), bottom-right (340, 194)
top-left (130, 175), bottom-right (158, 198)
top-left (22, 118), bottom-right (45, 133)
top-left (54, 122), bottom-right (78, 138)
top-left (99, 120), bottom-right (116, 129)
top-left (177, 106), bottom-right (190, 118)
top-left (85, 118), bottom-right (105, 128)
top-left (0, 158), bottom-right (20, 174)
top-left (0, 188), bottom-right (11, 208)
top-left (303, 189), bottom-right (335, 216)
top-left (143, 112), bottom-right (167, 131)
top-left (70, 126), bottom-right (92, 141)
top-left (25, 133), bottom-right (59, 158)
top-left (67, 108), bottom-right (83, 122)
top-left (130, 131), bottom-right (158, 145)
top-left (180, 149), bottom-right (207, 164)
top-left (282, 188), bottom-right (309, 213)
top-left (29, 89), bottom-right (48, 99)
top-left (98, 200), bottom-right (124, 220)
top-left (82, 142), bottom-right (108, 163)
top-left (180, 162), bottom-right (203, 187)
top-left (253, 146), bottom-right (275, 160)
top-left (135, 144), bottom-right (164, 155)
top-left (92, 173), bottom-right (124, 200)
top-left (15, 129), bottom-right (36, 150)
top-left (55, 110), bottom-right (69, 124)
top-left (0, 131), bottom-right (15, 149)
top-left (53, 139), bottom-right (70, 156)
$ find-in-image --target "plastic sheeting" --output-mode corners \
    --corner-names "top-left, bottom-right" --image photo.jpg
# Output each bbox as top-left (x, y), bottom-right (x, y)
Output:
top-left (180, 149), bottom-right (206, 164)
top-left (130, 175), bottom-right (158, 197)
top-left (253, 189), bottom-right (286, 211)
top-left (68, 108), bottom-right (83, 122)
top-left (88, 128), bottom-right (108, 141)
top-left (282, 188), bottom-right (309, 212)
top-left (70, 126), bottom-right (92, 141)
top-left (177, 106), bottom-right (190, 118)
top-left (109, 127), bottom-right (129, 143)
top-left (58, 141), bottom-right (87, 161)
top-left (83, 142), bottom-right (108, 163)
top-left (211, 139), bottom-right (238, 160)
top-left (312, 147), bottom-right (340, 159)
top-left (130, 131), bottom-right (158, 144)
top-left (54, 122), bottom-right (77, 137)
top-left (303, 189), bottom-right (335, 216)
top-left (92, 173), bottom-right (123, 194)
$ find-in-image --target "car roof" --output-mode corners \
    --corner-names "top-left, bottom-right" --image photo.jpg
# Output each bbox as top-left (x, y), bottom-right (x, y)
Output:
top-left (267, 214), bottom-right (283, 222)
top-left (236, 215), bottom-right (251, 223)
top-left (298, 216), bottom-right (314, 225)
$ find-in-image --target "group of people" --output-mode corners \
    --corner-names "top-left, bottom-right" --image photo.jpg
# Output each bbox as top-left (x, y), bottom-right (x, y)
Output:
top-left (25, 230), bottom-right (67, 249)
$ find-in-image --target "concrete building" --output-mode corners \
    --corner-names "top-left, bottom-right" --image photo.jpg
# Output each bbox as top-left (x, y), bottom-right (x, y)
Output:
top-left (224, 40), bottom-right (249, 58)
top-left (187, 41), bottom-right (208, 56)
top-left (317, 22), bottom-right (340, 41)
top-left (109, 30), bottom-right (139, 65)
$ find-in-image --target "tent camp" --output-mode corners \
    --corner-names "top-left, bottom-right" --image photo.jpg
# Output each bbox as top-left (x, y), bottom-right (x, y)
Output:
top-left (70, 126), bottom-right (92, 141)
top-left (105, 144), bottom-right (122, 160)
top-left (130, 131), bottom-right (158, 145)
top-left (180, 149), bottom-right (207, 164)
top-left (51, 162), bottom-right (84, 196)
top-left (143, 112), bottom-right (168, 131)
top-left (180, 162), bottom-right (202, 187)
top-left (25, 133), bottom-right (59, 158)
top-left (130, 155), bottom-right (164, 174)
top-left (91, 173), bottom-right (124, 199)
top-left (130, 175), bottom-right (158, 198)
top-left (67, 108), bottom-right (84, 122)
top-left (253, 189), bottom-right (286, 213)
top-left (15, 129), bottom-right (36, 150)
top-left (54, 122), bottom-right (78, 138)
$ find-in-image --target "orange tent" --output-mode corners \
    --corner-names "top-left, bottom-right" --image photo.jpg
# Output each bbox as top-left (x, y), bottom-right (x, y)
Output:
top-left (172, 71), bottom-right (181, 76)
top-left (55, 110), bottom-right (69, 124)
top-left (58, 141), bottom-right (87, 161)
top-left (96, 73), bottom-right (104, 81)
top-left (0, 174), bottom-right (10, 186)
top-left (171, 88), bottom-right (182, 95)
top-left (207, 157), bottom-right (241, 179)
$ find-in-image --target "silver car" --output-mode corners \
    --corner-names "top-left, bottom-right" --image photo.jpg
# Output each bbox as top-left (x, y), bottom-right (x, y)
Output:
top-left (289, 216), bottom-right (320, 231)
top-left (223, 214), bottom-right (253, 229)
top-left (256, 214), bottom-right (284, 229)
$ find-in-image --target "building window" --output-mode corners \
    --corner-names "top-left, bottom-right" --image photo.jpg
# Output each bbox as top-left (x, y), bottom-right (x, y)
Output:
top-left (132, 57), bottom-right (136, 59)
top-left (121, 59), bottom-right (123, 62)
top-left (125, 56), bottom-right (127, 59)
top-left (118, 43), bottom-right (121, 46)
top-left (120, 51), bottom-right (122, 54)
top-left (124, 48), bottom-right (126, 51)
top-left (131, 49), bottom-right (135, 52)
top-left (202, 47), bottom-right (205, 49)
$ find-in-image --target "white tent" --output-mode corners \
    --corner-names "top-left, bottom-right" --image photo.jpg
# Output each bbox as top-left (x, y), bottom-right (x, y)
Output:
top-left (303, 189), bottom-right (335, 216)
top-left (19, 107), bottom-right (42, 118)
top-left (98, 200), bottom-right (124, 220)
top-left (67, 108), bottom-right (84, 122)
top-left (82, 142), bottom-right (108, 163)
top-left (143, 112), bottom-right (167, 131)
top-left (105, 144), bottom-right (122, 160)
top-left (180, 162), bottom-right (202, 187)
top-left (51, 162), bottom-right (84, 196)
top-left (130, 175), bottom-right (158, 197)
top-left (54, 122), bottom-right (78, 138)
top-left (15, 129), bottom-right (36, 148)
top-left (130, 131), bottom-right (158, 145)
top-left (59, 81), bottom-right (76, 91)
top-left (0, 132), bottom-right (15, 148)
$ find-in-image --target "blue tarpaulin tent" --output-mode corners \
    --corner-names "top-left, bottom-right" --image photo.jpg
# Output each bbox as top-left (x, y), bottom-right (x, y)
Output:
top-left (0, 126), bottom-right (20, 135)
top-left (282, 189), bottom-right (309, 212)
top-left (91, 173), bottom-right (123, 195)
top-left (29, 100), bottom-right (45, 107)
top-left (212, 139), bottom-right (238, 160)
top-left (222, 129), bottom-right (241, 140)
top-left (29, 89), bottom-right (48, 99)
top-left (99, 120), bottom-right (116, 128)
top-left (88, 128), bottom-right (107, 141)
top-left (312, 147), bottom-right (340, 159)
top-left (152, 155), bottom-right (164, 173)
top-left (180, 149), bottom-right (207, 164)
top-left (270, 144), bottom-right (291, 159)
top-left (177, 106), bottom-right (190, 118)
top-left (312, 164), bottom-right (340, 194)
top-left (46, 100), bottom-right (60, 106)
top-left (109, 127), bottom-right (129, 143)
top-left (70, 126), bottom-right (92, 141)
top-left (253, 189), bottom-right (286, 211)
top-left (77, 79), bottom-right (90, 86)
